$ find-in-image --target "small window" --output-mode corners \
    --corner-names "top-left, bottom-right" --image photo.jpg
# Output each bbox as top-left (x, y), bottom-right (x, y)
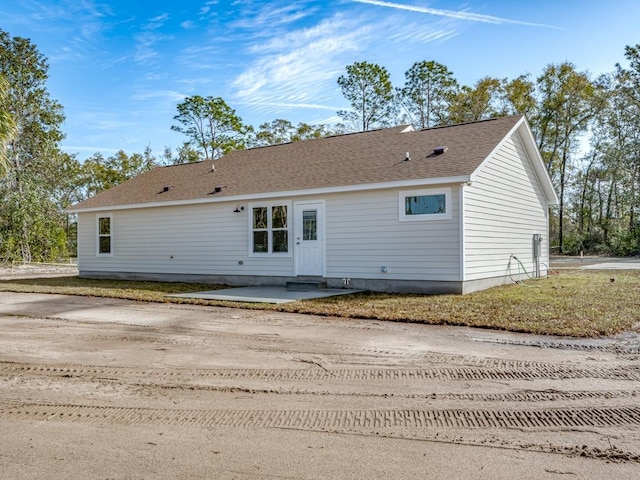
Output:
top-left (405, 194), bottom-right (446, 215)
top-left (250, 203), bottom-right (290, 255)
top-left (97, 215), bottom-right (112, 255)
top-left (399, 188), bottom-right (452, 221)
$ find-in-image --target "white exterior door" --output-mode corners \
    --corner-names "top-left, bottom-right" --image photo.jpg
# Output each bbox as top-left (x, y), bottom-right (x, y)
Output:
top-left (294, 201), bottom-right (324, 276)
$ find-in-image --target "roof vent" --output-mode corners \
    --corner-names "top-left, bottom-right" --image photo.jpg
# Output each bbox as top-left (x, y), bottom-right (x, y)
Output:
top-left (404, 151), bottom-right (411, 162)
top-left (211, 184), bottom-right (227, 194)
top-left (434, 146), bottom-right (448, 155)
top-left (159, 185), bottom-right (173, 194)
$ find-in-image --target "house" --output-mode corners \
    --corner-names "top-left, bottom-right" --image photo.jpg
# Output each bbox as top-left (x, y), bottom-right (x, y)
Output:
top-left (68, 115), bottom-right (558, 294)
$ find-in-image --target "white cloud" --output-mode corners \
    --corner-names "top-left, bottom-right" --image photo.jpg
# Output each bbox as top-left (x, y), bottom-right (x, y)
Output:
top-left (132, 89), bottom-right (186, 102)
top-left (388, 23), bottom-right (459, 43)
top-left (235, 101), bottom-right (343, 112)
top-left (134, 31), bottom-right (173, 64)
top-left (199, 0), bottom-right (219, 17)
top-left (143, 13), bottom-right (170, 30)
top-left (61, 145), bottom-right (120, 154)
top-left (352, 0), bottom-right (557, 28)
top-left (230, 3), bottom-right (315, 30)
top-left (232, 14), bottom-right (368, 114)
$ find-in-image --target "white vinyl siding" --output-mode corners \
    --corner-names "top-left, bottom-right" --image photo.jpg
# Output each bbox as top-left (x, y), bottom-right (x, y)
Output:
top-left (464, 132), bottom-right (549, 281)
top-left (78, 201), bottom-right (293, 277)
top-left (77, 187), bottom-right (461, 282)
top-left (324, 188), bottom-right (460, 281)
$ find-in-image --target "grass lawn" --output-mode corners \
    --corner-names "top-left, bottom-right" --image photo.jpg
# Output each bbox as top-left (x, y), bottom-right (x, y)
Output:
top-left (1, 270), bottom-right (639, 337)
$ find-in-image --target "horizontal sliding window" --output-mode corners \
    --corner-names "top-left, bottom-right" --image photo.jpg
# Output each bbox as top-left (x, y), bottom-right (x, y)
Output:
top-left (399, 188), bottom-right (452, 221)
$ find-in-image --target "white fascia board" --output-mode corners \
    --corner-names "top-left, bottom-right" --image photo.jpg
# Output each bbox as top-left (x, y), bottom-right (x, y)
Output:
top-left (67, 175), bottom-right (471, 213)
top-left (516, 119), bottom-right (559, 205)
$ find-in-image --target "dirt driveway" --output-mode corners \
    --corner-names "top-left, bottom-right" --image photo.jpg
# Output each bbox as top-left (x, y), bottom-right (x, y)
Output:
top-left (1, 291), bottom-right (639, 479)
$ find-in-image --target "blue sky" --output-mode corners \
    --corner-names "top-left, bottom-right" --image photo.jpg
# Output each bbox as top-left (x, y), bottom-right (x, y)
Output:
top-left (1, 0), bottom-right (639, 160)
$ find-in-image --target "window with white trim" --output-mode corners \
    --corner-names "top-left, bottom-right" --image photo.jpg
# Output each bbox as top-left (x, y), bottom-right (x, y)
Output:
top-left (399, 188), bottom-right (452, 221)
top-left (250, 203), bottom-right (290, 254)
top-left (97, 214), bottom-right (113, 255)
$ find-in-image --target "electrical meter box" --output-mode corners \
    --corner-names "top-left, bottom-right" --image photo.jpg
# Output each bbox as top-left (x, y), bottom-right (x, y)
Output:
top-left (532, 234), bottom-right (543, 259)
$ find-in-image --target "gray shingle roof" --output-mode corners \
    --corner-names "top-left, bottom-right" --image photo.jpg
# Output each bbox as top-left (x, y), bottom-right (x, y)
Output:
top-left (70, 115), bottom-right (523, 211)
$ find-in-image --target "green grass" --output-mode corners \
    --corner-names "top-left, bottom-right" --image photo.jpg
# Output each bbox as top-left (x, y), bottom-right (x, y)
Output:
top-left (1, 270), bottom-right (639, 337)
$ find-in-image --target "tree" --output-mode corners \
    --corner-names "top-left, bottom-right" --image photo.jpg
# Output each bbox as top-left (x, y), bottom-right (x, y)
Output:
top-left (0, 74), bottom-right (17, 176)
top-left (447, 77), bottom-right (502, 124)
top-left (250, 119), bottom-right (331, 147)
top-left (397, 60), bottom-right (458, 129)
top-left (171, 96), bottom-right (251, 161)
top-left (79, 147), bottom-right (158, 199)
top-left (337, 61), bottom-right (395, 131)
top-left (0, 29), bottom-right (67, 263)
top-left (162, 142), bottom-right (201, 165)
top-left (534, 62), bottom-right (605, 252)
top-left (498, 75), bottom-right (537, 117)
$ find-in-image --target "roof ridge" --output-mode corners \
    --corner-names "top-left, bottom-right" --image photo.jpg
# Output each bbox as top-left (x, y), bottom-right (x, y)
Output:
top-left (161, 160), bottom-right (209, 168)
top-left (239, 124), bottom-right (413, 153)
top-left (416, 115), bottom-right (523, 132)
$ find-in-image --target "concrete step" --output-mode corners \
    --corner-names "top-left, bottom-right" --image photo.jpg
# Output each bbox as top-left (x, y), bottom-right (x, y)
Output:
top-left (286, 280), bottom-right (327, 291)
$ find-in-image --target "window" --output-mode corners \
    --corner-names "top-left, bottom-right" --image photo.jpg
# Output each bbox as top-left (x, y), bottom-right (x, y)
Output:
top-left (97, 214), bottom-right (112, 255)
top-left (405, 194), bottom-right (446, 215)
top-left (250, 203), bottom-right (290, 254)
top-left (302, 210), bottom-right (317, 241)
top-left (399, 188), bottom-right (452, 221)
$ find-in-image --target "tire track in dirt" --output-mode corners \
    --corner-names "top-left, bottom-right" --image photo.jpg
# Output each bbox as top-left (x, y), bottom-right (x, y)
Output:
top-left (126, 383), bottom-right (639, 402)
top-left (15, 314), bottom-right (639, 362)
top-left (474, 338), bottom-right (640, 355)
top-left (2, 401), bottom-right (640, 430)
top-left (1, 361), bottom-right (638, 382)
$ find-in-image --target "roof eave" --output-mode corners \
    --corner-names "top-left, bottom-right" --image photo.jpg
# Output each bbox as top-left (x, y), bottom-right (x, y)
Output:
top-left (66, 175), bottom-right (472, 213)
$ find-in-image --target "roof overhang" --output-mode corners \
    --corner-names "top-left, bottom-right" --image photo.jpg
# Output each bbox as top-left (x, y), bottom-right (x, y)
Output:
top-left (67, 175), bottom-right (472, 214)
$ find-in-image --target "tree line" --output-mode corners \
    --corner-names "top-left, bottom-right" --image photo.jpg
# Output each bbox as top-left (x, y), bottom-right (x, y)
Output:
top-left (1, 25), bottom-right (639, 262)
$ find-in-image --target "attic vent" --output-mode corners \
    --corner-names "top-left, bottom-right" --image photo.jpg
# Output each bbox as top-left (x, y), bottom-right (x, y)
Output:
top-left (211, 184), bottom-right (227, 194)
top-left (433, 146), bottom-right (448, 155)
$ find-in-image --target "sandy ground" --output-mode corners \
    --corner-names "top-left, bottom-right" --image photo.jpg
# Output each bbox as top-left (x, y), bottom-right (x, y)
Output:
top-left (0, 265), bottom-right (639, 479)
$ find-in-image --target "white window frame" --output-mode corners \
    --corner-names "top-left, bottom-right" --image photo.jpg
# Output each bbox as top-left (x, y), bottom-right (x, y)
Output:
top-left (248, 201), bottom-right (292, 257)
top-left (399, 187), bottom-right (452, 221)
top-left (96, 213), bottom-right (113, 256)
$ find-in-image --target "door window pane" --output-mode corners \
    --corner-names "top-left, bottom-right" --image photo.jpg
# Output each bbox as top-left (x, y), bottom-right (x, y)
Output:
top-left (302, 210), bottom-right (317, 241)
